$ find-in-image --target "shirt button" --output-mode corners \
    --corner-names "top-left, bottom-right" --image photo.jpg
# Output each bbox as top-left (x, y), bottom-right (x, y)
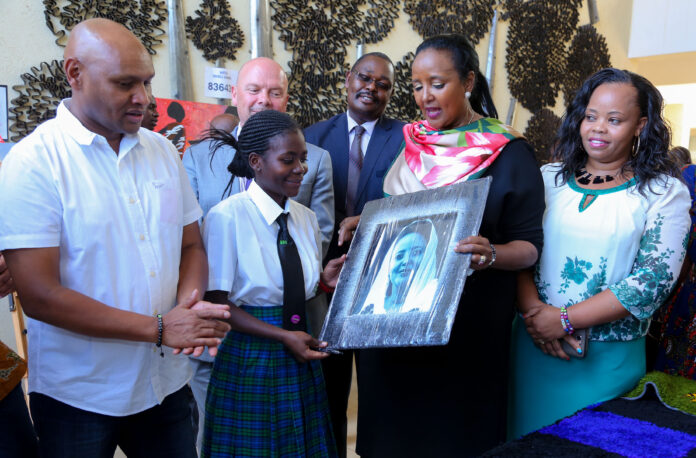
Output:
top-left (149, 271), bottom-right (156, 278)
top-left (139, 234), bottom-right (145, 241)
top-left (129, 197), bottom-right (136, 204)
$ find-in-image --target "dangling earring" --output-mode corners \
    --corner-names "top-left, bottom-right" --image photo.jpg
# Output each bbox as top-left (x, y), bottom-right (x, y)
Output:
top-left (632, 136), bottom-right (640, 158)
top-left (465, 91), bottom-right (471, 99)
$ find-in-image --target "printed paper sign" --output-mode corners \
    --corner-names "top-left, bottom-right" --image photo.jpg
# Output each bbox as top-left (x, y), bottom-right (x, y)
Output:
top-left (204, 67), bottom-right (237, 99)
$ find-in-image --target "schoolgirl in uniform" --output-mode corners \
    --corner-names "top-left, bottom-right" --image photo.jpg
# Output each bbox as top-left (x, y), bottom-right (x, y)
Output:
top-left (200, 110), bottom-right (342, 457)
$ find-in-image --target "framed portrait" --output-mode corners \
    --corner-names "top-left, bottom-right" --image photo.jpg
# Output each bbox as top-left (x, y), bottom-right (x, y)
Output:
top-left (320, 177), bottom-right (491, 349)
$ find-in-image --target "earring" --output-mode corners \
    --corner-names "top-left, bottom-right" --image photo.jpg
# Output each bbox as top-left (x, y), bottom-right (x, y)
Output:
top-left (465, 91), bottom-right (471, 99)
top-left (632, 136), bottom-right (640, 158)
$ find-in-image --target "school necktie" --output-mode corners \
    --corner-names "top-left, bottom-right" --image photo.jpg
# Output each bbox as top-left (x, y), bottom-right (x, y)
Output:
top-left (276, 213), bottom-right (307, 331)
top-left (346, 125), bottom-right (365, 216)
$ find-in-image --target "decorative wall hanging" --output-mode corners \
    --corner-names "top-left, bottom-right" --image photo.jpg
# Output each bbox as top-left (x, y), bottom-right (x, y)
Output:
top-left (504, 0), bottom-right (582, 113)
top-left (403, 0), bottom-right (496, 45)
top-left (42, 0), bottom-right (168, 54)
top-left (362, 0), bottom-right (401, 44)
top-left (186, 0), bottom-right (244, 62)
top-left (561, 24), bottom-right (611, 106)
top-left (271, 0), bottom-right (400, 127)
top-left (385, 52), bottom-right (420, 123)
top-left (523, 108), bottom-right (561, 166)
top-left (9, 60), bottom-right (71, 142)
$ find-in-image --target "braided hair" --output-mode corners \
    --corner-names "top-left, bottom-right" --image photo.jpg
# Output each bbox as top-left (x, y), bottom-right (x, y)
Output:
top-left (415, 34), bottom-right (498, 119)
top-left (206, 110), bottom-right (301, 198)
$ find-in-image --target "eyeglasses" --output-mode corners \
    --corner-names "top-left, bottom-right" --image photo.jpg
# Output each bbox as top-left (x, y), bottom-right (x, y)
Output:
top-left (355, 72), bottom-right (392, 91)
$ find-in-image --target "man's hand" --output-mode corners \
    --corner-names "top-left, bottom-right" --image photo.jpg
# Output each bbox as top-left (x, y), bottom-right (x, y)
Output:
top-left (320, 254), bottom-right (346, 289)
top-left (0, 252), bottom-right (15, 298)
top-left (162, 290), bottom-right (231, 355)
top-left (338, 215), bottom-right (360, 246)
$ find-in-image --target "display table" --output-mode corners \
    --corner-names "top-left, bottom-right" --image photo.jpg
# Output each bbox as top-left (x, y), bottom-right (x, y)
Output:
top-left (484, 373), bottom-right (696, 457)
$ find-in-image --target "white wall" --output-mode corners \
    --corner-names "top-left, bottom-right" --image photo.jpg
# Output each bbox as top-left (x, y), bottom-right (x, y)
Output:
top-left (629, 0), bottom-right (696, 58)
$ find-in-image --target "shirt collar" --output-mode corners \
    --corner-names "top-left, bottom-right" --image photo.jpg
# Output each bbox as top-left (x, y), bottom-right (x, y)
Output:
top-left (57, 99), bottom-right (140, 155)
top-left (247, 180), bottom-right (291, 226)
top-left (346, 111), bottom-right (378, 137)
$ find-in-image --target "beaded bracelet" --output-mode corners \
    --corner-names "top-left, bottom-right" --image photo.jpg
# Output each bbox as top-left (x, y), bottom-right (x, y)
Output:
top-left (489, 243), bottom-right (497, 267)
top-left (156, 313), bottom-right (164, 357)
top-left (560, 305), bottom-right (574, 335)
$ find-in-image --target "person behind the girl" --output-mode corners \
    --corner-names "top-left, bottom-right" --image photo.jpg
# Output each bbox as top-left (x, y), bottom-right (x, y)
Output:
top-left (200, 110), bottom-right (343, 457)
top-left (509, 68), bottom-right (691, 438)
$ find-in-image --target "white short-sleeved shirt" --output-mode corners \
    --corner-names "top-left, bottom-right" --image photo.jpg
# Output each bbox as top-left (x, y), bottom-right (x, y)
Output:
top-left (0, 101), bottom-right (203, 416)
top-left (203, 180), bottom-right (321, 306)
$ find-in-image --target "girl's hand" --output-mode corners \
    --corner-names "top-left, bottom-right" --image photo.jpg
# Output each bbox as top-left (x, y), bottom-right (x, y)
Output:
top-left (338, 216), bottom-right (360, 246)
top-left (321, 255), bottom-right (347, 289)
top-left (454, 235), bottom-right (494, 270)
top-left (523, 303), bottom-right (566, 342)
top-left (282, 331), bottom-right (330, 363)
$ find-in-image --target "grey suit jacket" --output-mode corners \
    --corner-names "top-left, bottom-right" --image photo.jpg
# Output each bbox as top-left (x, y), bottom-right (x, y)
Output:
top-left (182, 128), bottom-right (335, 257)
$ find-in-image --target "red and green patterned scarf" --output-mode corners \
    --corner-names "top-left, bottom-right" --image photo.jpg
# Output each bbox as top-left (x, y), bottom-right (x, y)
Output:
top-left (384, 118), bottom-right (522, 195)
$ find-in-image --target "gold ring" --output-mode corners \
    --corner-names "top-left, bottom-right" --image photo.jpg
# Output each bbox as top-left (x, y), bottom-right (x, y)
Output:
top-left (478, 255), bottom-right (487, 266)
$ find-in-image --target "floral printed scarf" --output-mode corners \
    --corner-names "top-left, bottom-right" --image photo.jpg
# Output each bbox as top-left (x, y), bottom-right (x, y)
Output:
top-left (384, 118), bottom-right (522, 195)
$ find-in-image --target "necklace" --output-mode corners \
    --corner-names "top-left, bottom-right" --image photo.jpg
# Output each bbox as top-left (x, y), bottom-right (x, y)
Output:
top-left (575, 168), bottom-right (620, 185)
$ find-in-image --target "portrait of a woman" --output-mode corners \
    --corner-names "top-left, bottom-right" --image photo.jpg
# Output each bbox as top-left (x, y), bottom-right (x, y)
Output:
top-left (358, 219), bottom-right (439, 315)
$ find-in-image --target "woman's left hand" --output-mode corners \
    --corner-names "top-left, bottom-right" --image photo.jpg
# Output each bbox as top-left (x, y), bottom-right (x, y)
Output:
top-left (320, 254), bottom-right (347, 289)
top-left (523, 303), bottom-right (566, 342)
top-left (455, 235), bottom-right (494, 270)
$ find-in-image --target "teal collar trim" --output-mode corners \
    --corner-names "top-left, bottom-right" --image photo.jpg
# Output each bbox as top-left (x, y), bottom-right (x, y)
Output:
top-left (569, 175), bottom-right (638, 212)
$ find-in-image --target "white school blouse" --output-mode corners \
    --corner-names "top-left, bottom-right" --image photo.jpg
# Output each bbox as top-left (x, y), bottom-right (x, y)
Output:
top-left (0, 101), bottom-right (202, 416)
top-left (203, 180), bottom-right (322, 306)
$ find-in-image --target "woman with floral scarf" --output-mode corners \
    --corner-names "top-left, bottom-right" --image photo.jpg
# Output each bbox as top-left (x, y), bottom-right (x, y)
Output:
top-left (346, 34), bottom-right (546, 457)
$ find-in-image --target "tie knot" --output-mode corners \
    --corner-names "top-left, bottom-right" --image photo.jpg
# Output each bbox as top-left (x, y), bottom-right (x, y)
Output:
top-left (276, 213), bottom-right (289, 232)
top-left (354, 125), bottom-right (366, 138)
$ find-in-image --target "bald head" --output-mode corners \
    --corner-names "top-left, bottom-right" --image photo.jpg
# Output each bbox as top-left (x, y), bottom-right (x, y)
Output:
top-left (65, 18), bottom-right (148, 64)
top-left (210, 113), bottom-right (240, 133)
top-left (232, 57), bottom-right (289, 127)
top-left (63, 18), bottom-right (155, 150)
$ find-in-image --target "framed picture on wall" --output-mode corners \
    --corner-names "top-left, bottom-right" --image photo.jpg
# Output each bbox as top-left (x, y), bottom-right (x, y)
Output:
top-left (0, 85), bottom-right (8, 141)
top-left (319, 177), bottom-right (491, 350)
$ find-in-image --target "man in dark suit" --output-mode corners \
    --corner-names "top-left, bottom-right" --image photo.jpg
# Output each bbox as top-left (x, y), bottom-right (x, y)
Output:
top-left (304, 52), bottom-right (404, 458)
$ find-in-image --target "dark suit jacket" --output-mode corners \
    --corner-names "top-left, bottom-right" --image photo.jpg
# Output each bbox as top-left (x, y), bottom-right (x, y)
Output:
top-left (305, 112), bottom-right (405, 260)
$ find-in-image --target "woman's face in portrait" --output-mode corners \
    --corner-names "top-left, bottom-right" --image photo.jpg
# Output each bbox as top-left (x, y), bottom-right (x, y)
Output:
top-left (389, 232), bottom-right (427, 290)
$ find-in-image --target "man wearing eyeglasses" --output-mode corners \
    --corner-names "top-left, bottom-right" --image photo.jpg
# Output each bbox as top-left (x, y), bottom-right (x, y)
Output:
top-left (304, 52), bottom-right (404, 458)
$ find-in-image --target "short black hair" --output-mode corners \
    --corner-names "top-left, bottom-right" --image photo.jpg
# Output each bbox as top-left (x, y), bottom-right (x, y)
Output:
top-left (351, 52), bottom-right (394, 72)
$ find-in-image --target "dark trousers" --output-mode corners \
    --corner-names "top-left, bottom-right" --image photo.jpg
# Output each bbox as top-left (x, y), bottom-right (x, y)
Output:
top-left (321, 350), bottom-right (354, 458)
top-left (0, 383), bottom-right (39, 458)
top-left (30, 386), bottom-right (197, 458)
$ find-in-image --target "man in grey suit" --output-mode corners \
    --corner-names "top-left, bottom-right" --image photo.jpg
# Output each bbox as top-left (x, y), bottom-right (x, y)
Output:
top-left (182, 57), bottom-right (334, 450)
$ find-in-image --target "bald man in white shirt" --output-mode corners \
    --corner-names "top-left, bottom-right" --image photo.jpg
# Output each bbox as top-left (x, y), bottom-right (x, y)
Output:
top-left (0, 18), bottom-right (230, 457)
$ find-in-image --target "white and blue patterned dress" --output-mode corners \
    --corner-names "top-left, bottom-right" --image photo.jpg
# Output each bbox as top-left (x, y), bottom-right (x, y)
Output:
top-left (508, 163), bottom-right (691, 439)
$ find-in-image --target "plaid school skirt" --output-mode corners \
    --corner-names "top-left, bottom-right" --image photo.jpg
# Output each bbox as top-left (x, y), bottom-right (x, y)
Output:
top-left (202, 305), bottom-right (337, 458)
